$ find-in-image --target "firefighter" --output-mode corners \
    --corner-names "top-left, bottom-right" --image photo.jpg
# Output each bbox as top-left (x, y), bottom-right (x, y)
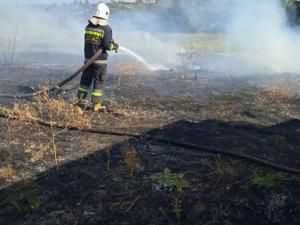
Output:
top-left (78, 2), bottom-right (119, 112)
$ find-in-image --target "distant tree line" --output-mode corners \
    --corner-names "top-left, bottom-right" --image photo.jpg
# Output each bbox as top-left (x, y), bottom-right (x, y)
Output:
top-left (282, 0), bottom-right (300, 22)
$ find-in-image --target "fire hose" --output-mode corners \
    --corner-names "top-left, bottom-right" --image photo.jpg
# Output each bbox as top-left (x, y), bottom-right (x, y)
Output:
top-left (0, 111), bottom-right (299, 175)
top-left (0, 50), bottom-right (299, 175)
top-left (0, 49), bottom-right (103, 99)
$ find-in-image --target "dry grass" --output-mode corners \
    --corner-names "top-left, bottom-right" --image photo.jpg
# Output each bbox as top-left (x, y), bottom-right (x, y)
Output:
top-left (1, 92), bottom-right (91, 129)
top-left (24, 140), bottom-right (51, 163)
top-left (123, 147), bottom-right (143, 176)
top-left (0, 165), bottom-right (15, 178)
top-left (78, 138), bottom-right (103, 154)
top-left (262, 83), bottom-right (294, 104)
top-left (213, 100), bottom-right (235, 121)
top-left (114, 63), bottom-right (141, 88)
top-left (0, 119), bottom-right (21, 179)
top-left (258, 82), bottom-right (295, 117)
top-left (0, 92), bottom-right (92, 169)
top-left (0, 27), bottom-right (18, 65)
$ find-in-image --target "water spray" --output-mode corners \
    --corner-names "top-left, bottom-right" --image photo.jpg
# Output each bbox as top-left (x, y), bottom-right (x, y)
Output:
top-left (0, 46), bottom-right (158, 99)
top-left (119, 46), bottom-right (158, 71)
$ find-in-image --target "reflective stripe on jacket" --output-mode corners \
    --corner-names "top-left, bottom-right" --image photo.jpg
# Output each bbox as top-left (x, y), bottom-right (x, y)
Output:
top-left (84, 19), bottom-right (113, 61)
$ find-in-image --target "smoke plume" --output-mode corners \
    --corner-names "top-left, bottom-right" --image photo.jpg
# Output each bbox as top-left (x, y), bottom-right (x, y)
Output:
top-left (225, 0), bottom-right (300, 74)
top-left (0, 0), bottom-right (300, 74)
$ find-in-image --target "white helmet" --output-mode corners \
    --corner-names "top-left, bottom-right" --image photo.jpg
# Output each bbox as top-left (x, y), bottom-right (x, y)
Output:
top-left (95, 3), bottom-right (110, 20)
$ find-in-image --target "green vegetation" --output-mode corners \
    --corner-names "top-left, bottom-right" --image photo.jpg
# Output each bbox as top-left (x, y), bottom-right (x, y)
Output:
top-left (151, 169), bottom-right (190, 191)
top-left (172, 197), bottom-right (183, 221)
top-left (1, 182), bottom-right (42, 218)
top-left (250, 171), bottom-right (284, 188)
top-left (282, 0), bottom-right (296, 8)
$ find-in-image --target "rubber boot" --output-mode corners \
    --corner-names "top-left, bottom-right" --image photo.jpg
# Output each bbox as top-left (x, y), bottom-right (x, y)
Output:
top-left (94, 103), bottom-right (106, 112)
top-left (76, 92), bottom-right (88, 109)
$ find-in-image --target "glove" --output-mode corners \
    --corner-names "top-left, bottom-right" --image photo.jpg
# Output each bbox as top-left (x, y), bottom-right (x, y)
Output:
top-left (113, 42), bottom-right (119, 50)
top-left (110, 40), bottom-right (119, 52)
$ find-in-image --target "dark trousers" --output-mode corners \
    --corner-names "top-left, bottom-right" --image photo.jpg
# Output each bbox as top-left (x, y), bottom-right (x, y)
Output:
top-left (78, 62), bottom-right (107, 103)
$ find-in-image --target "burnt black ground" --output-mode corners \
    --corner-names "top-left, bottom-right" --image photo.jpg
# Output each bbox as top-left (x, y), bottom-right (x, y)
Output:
top-left (0, 119), bottom-right (299, 225)
top-left (0, 64), bottom-right (300, 225)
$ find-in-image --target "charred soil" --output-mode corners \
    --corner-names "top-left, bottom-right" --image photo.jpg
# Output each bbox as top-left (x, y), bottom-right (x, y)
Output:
top-left (0, 64), bottom-right (299, 225)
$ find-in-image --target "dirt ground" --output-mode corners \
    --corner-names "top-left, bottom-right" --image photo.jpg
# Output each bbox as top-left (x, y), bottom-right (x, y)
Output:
top-left (0, 63), bottom-right (299, 225)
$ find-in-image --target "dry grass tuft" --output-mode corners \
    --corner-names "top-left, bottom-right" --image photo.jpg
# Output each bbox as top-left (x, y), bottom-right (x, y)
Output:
top-left (1, 92), bottom-right (91, 129)
top-left (213, 100), bottom-right (235, 121)
top-left (114, 63), bottom-right (140, 87)
top-left (258, 82), bottom-right (295, 117)
top-left (123, 148), bottom-right (143, 176)
top-left (0, 92), bottom-right (92, 169)
top-left (0, 119), bottom-right (21, 179)
top-left (0, 165), bottom-right (15, 178)
top-left (24, 141), bottom-right (51, 163)
top-left (202, 156), bottom-right (237, 189)
top-left (263, 83), bottom-right (294, 104)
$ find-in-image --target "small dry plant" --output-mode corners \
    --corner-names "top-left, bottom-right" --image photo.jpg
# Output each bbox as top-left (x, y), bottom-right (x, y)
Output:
top-left (0, 27), bottom-right (18, 65)
top-left (203, 156), bottom-right (237, 189)
top-left (114, 63), bottom-right (140, 88)
top-left (0, 119), bottom-right (21, 179)
top-left (0, 165), bottom-right (14, 178)
top-left (123, 147), bottom-right (143, 176)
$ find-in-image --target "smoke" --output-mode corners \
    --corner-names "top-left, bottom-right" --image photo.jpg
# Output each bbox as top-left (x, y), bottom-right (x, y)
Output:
top-left (224, 0), bottom-right (300, 74)
top-left (0, 1), bottom-right (180, 68)
top-left (171, 0), bottom-right (300, 74)
top-left (112, 0), bottom-right (300, 74)
top-left (179, 0), bottom-right (231, 32)
top-left (0, 1), bottom-right (85, 64)
top-left (1, 0), bottom-right (300, 74)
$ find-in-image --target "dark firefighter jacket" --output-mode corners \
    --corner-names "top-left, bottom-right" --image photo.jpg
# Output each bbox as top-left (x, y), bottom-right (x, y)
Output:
top-left (84, 18), bottom-right (112, 61)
